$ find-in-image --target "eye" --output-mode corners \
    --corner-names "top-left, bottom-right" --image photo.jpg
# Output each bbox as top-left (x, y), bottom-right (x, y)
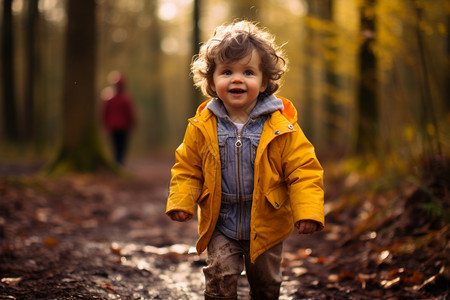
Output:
top-left (244, 70), bottom-right (254, 76)
top-left (222, 70), bottom-right (232, 75)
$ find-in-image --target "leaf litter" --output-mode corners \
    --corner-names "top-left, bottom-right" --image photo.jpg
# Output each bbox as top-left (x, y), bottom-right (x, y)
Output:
top-left (0, 157), bottom-right (449, 299)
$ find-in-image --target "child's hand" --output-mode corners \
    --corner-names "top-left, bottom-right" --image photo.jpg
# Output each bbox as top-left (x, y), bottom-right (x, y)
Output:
top-left (170, 210), bottom-right (192, 222)
top-left (296, 220), bottom-right (319, 234)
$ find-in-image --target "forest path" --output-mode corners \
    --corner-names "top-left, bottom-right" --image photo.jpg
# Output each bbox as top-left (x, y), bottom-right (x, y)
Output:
top-left (0, 156), bottom-right (447, 299)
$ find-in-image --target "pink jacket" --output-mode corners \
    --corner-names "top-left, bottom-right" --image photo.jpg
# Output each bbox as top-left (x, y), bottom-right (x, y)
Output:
top-left (102, 77), bottom-right (135, 131)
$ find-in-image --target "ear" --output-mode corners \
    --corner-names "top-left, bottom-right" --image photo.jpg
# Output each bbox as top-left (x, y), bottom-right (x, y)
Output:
top-left (209, 78), bottom-right (216, 92)
top-left (260, 80), bottom-right (268, 93)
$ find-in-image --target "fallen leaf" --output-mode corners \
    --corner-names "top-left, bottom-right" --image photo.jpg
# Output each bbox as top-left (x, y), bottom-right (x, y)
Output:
top-left (402, 270), bottom-right (425, 285)
top-left (328, 274), bottom-right (339, 282)
top-left (316, 255), bottom-right (326, 264)
top-left (1, 277), bottom-right (22, 286)
top-left (292, 267), bottom-right (308, 276)
top-left (99, 282), bottom-right (116, 294)
top-left (339, 271), bottom-right (355, 281)
top-left (297, 248), bottom-right (312, 258)
top-left (110, 243), bottom-right (122, 255)
top-left (44, 237), bottom-right (59, 247)
top-left (381, 277), bottom-right (401, 288)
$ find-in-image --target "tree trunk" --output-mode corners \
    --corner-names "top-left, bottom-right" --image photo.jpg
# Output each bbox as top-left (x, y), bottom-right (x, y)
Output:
top-left (447, 15), bottom-right (450, 114)
top-left (301, 0), bottom-right (317, 142)
top-left (354, 0), bottom-right (379, 156)
top-left (147, 0), bottom-right (166, 144)
top-left (322, 1), bottom-right (340, 150)
top-left (192, 0), bottom-right (201, 58)
top-left (47, 0), bottom-right (113, 174)
top-left (189, 0), bottom-right (203, 112)
top-left (24, 0), bottom-right (39, 142)
top-left (412, 1), bottom-right (442, 157)
top-left (188, 0), bottom-right (205, 115)
top-left (302, 0), bottom-right (338, 150)
top-left (1, 0), bottom-right (19, 142)
top-left (315, 1), bottom-right (341, 151)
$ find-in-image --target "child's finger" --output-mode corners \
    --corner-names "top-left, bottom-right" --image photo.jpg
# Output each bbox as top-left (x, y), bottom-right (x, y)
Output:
top-left (297, 221), bottom-right (317, 234)
top-left (179, 212), bottom-right (189, 221)
top-left (172, 211), bottom-right (185, 222)
top-left (172, 211), bottom-right (191, 222)
top-left (297, 222), bottom-right (307, 234)
top-left (178, 212), bottom-right (188, 221)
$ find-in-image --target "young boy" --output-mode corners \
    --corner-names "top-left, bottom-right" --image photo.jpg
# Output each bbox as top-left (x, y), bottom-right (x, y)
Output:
top-left (166, 20), bottom-right (324, 300)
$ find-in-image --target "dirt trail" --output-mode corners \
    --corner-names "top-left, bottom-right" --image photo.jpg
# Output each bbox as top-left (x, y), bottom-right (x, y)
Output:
top-left (0, 157), bottom-right (448, 299)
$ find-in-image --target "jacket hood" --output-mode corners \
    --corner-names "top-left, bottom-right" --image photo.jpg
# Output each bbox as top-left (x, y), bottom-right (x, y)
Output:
top-left (194, 94), bottom-right (298, 124)
top-left (206, 94), bottom-right (283, 122)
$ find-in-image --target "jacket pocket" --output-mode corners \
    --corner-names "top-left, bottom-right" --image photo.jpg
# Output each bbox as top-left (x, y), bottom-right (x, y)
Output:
top-left (265, 183), bottom-right (288, 209)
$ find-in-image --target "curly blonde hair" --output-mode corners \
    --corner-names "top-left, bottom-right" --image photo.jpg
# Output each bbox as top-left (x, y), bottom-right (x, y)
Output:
top-left (191, 20), bottom-right (288, 98)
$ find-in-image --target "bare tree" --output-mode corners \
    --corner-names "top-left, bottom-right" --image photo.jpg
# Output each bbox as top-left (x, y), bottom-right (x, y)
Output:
top-left (47, 0), bottom-right (112, 173)
top-left (412, 0), bottom-right (442, 158)
top-left (355, 0), bottom-right (379, 156)
top-left (1, 0), bottom-right (19, 141)
top-left (189, 0), bottom-right (203, 112)
top-left (23, 0), bottom-right (39, 142)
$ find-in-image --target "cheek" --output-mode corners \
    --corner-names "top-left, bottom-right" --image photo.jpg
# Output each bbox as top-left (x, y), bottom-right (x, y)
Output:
top-left (214, 79), bottom-right (228, 92)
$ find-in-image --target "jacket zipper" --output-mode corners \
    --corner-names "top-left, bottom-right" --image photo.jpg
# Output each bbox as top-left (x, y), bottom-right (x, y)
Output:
top-left (234, 119), bottom-right (254, 240)
top-left (234, 127), bottom-right (244, 240)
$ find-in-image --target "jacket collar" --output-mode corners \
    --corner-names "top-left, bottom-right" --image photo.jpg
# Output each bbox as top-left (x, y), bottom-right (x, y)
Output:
top-left (189, 95), bottom-right (299, 160)
top-left (205, 94), bottom-right (284, 123)
top-left (190, 95), bottom-right (298, 128)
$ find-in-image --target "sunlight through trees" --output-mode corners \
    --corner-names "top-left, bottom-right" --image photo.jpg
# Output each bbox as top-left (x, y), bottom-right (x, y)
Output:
top-left (0, 0), bottom-right (448, 170)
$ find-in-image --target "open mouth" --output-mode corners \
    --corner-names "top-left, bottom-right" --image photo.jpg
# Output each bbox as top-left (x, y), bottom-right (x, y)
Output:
top-left (229, 88), bottom-right (246, 94)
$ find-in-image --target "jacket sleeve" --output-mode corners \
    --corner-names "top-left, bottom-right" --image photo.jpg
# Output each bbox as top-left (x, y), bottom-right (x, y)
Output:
top-left (282, 123), bottom-right (324, 230)
top-left (166, 123), bottom-right (204, 221)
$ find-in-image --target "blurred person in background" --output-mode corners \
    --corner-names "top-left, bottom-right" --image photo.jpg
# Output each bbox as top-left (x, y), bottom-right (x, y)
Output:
top-left (101, 71), bottom-right (136, 165)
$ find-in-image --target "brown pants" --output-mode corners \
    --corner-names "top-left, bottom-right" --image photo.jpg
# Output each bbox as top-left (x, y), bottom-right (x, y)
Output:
top-left (203, 230), bottom-right (283, 300)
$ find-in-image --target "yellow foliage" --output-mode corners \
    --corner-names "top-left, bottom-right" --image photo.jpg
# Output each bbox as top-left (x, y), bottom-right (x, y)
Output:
top-left (404, 126), bottom-right (415, 142)
top-left (426, 124), bottom-right (436, 137)
top-left (304, 16), bottom-right (340, 35)
top-left (437, 23), bottom-right (447, 35)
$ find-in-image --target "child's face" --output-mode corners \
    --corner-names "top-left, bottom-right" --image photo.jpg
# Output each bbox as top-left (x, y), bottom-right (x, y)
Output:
top-left (211, 50), bottom-right (266, 115)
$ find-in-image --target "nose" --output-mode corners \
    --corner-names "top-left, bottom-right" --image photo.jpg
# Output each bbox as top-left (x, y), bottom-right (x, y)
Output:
top-left (231, 74), bottom-right (243, 83)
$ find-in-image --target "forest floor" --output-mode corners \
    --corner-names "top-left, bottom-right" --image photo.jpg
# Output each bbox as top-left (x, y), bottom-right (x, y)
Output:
top-left (0, 155), bottom-right (449, 299)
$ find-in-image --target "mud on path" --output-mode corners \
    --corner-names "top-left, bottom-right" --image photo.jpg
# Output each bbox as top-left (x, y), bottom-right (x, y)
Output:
top-left (0, 157), bottom-right (449, 299)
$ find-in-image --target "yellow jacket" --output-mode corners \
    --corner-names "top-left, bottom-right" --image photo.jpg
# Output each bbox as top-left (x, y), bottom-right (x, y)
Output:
top-left (166, 96), bottom-right (324, 262)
